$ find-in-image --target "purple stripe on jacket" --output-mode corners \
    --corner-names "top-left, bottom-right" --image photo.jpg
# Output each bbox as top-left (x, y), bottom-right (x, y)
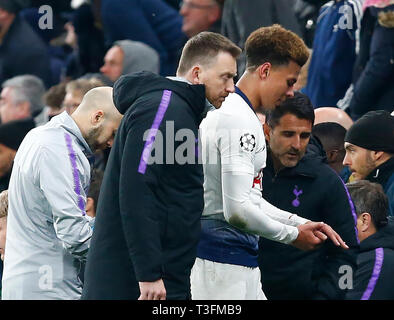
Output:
top-left (361, 247), bottom-right (384, 300)
top-left (138, 90), bottom-right (172, 174)
top-left (337, 173), bottom-right (360, 244)
top-left (65, 132), bottom-right (86, 215)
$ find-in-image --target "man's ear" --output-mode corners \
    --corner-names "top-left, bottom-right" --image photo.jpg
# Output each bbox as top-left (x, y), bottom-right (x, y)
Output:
top-left (359, 212), bottom-right (372, 233)
top-left (263, 123), bottom-right (271, 142)
top-left (327, 149), bottom-right (339, 163)
top-left (208, 5), bottom-right (221, 23)
top-left (372, 150), bottom-right (385, 162)
top-left (17, 101), bottom-right (31, 117)
top-left (258, 63), bottom-right (272, 80)
top-left (92, 110), bottom-right (104, 125)
top-left (190, 66), bottom-right (202, 85)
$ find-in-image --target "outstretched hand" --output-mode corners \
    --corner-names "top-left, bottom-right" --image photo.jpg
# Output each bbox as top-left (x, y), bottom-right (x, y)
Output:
top-left (292, 221), bottom-right (349, 251)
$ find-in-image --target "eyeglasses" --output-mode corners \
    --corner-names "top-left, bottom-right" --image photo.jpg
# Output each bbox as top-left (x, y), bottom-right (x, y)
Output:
top-left (179, 0), bottom-right (217, 10)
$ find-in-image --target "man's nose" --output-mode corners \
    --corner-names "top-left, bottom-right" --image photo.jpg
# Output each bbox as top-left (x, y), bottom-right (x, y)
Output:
top-left (226, 79), bottom-right (235, 93)
top-left (343, 152), bottom-right (351, 166)
top-left (100, 64), bottom-right (107, 74)
top-left (291, 136), bottom-right (301, 150)
top-left (286, 87), bottom-right (295, 98)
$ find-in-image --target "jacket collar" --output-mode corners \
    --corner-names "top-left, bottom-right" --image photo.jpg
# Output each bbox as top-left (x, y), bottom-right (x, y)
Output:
top-left (366, 156), bottom-right (394, 186)
top-left (51, 111), bottom-right (93, 157)
top-left (265, 147), bottom-right (317, 179)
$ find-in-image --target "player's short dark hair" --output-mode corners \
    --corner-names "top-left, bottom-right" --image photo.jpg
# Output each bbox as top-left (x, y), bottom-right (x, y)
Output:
top-left (312, 122), bottom-right (347, 150)
top-left (266, 91), bottom-right (315, 129)
top-left (245, 24), bottom-right (310, 71)
top-left (177, 32), bottom-right (241, 76)
top-left (347, 180), bottom-right (389, 230)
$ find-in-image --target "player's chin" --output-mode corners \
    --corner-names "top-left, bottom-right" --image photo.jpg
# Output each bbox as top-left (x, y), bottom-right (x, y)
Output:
top-left (282, 156), bottom-right (299, 167)
top-left (213, 98), bottom-right (225, 108)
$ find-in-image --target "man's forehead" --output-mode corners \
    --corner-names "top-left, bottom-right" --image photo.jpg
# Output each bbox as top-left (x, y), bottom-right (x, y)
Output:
top-left (278, 113), bottom-right (312, 127)
top-left (344, 142), bottom-right (362, 150)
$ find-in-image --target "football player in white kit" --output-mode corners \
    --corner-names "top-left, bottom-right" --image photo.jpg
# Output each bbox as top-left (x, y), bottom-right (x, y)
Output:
top-left (191, 25), bottom-right (349, 300)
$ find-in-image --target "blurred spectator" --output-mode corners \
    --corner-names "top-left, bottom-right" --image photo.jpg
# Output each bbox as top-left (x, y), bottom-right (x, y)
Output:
top-left (345, 1), bottom-right (394, 119)
top-left (0, 75), bottom-right (47, 125)
top-left (164, 0), bottom-right (182, 9)
top-left (100, 40), bottom-right (160, 83)
top-left (314, 106), bottom-right (354, 130)
top-left (180, 0), bottom-right (223, 37)
top-left (66, 2), bottom-right (106, 79)
top-left (0, 118), bottom-right (35, 193)
top-left (0, 188), bottom-right (7, 298)
top-left (346, 180), bottom-right (394, 300)
top-left (44, 82), bottom-right (67, 120)
top-left (293, 49), bottom-right (312, 91)
top-left (0, 0), bottom-right (52, 87)
top-left (259, 92), bottom-right (358, 300)
top-left (312, 122), bottom-right (349, 178)
top-left (0, 190), bottom-right (7, 262)
top-left (344, 110), bottom-right (394, 216)
top-left (221, 0), bottom-right (303, 76)
top-left (302, 0), bottom-right (363, 108)
top-left (294, 0), bottom-right (327, 48)
top-left (101, 0), bottom-right (187, 76)
top-left (19, 7), bottom-right (69, 86)
top-left (86, 169), bottom-right (104, 218)
top-left (63, 77), bottom-right (104, 115)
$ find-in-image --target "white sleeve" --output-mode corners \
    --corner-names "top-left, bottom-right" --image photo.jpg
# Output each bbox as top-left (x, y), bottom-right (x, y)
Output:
top-left (39, 146), bottom-right (92, 260)
top-left (217, 122), bottom-right (308, 244)
top-left (222, 170), bottom-right (299, 244)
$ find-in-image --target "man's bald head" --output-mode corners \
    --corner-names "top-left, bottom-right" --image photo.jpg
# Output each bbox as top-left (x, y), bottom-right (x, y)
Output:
top-left (74, 87), bottom-right (119, 118)
top-left (314, 107), bottom-right (353, 130)
top-left (72, 86), bottom-right (122, 151)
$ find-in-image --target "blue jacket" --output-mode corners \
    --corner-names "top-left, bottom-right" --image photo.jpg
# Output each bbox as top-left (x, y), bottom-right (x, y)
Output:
top-left (0, 15), bottom-right (52, 87)
top-left (348, 5), bottom-right (394, 119)
top-left (101, 0), bottom-right (187, 76)
top-left (303, 0), bottom-right (363, 108)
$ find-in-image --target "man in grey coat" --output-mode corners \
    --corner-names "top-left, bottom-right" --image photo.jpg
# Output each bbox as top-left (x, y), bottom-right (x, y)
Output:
top-left (221, 0), bottom-right (303, 76)
top-left (1, 87), bottom-right (122, 299)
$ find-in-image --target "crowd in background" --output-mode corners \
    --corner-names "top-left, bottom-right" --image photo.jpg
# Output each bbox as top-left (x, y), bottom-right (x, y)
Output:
top-left (0, 0), bottom-right (393, 300)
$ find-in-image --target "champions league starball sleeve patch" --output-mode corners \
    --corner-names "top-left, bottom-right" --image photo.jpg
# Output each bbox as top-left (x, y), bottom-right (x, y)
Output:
top-left (239, 133), bottom-right (256, 152)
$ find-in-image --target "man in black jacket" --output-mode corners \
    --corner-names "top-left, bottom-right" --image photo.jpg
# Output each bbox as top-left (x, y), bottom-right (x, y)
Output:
top-left (343, 110), bottom-right (394, 216)
top-left (81, 32), bottom-right (241, 300)
top-left (346, 180), bottom-right (394, 300)
top-left (0, 0), bottom-right (52, 87)
top-left (258, 92), bottom-right (359, 299)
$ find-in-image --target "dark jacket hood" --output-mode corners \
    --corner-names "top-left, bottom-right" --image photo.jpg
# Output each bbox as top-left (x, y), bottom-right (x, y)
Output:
top-left (360, 217), bottom-right (394, 252)
top-left (113, 71), bottom-right (206, 118)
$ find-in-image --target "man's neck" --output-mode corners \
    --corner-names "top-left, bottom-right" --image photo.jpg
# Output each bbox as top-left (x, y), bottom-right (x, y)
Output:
top-left (236, 73), bottom-right (261, 112)
top-left (268, 149), bottom-right (285, 174)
